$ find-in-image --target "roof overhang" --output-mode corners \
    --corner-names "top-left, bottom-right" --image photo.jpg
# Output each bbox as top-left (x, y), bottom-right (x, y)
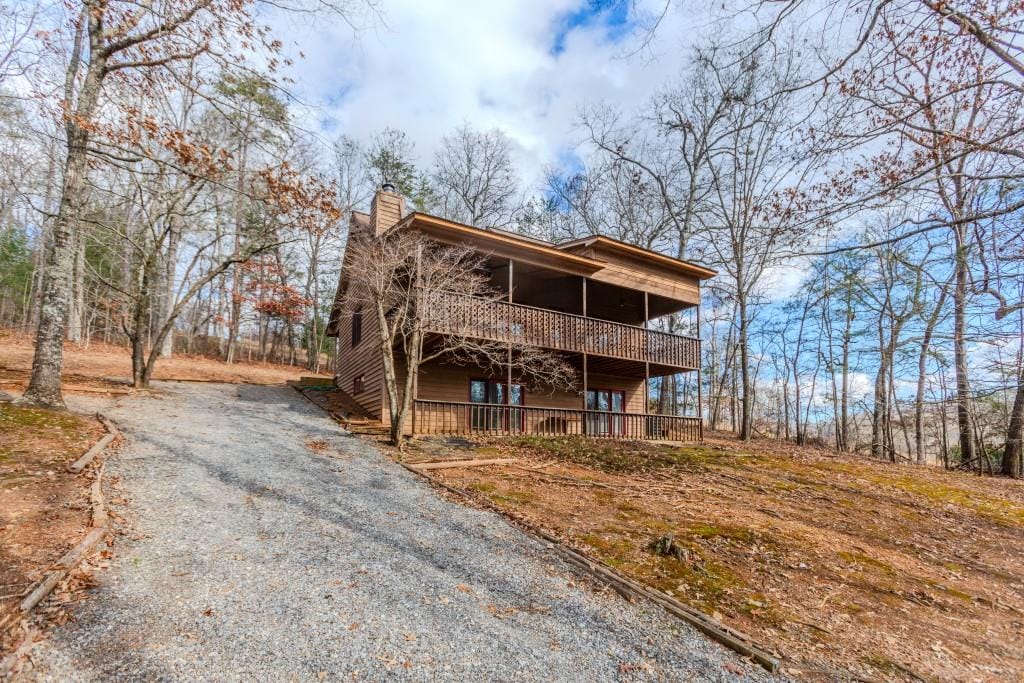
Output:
top-left (402, 213), bottom-right (607, 277)
top-left (557, 235), bottom-right (717, 280)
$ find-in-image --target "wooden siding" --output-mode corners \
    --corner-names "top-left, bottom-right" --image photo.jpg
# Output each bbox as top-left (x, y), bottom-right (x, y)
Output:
top-left (414, 359), bottom-right (644, 413)
top-left (404, 358), bottom-right (701, 438)
top-left (571, 244), bottom-right (701, 305)
top-left (369, 191), bottom-right (404, 236)
top-left (333, 301), bottom-right (385, 419)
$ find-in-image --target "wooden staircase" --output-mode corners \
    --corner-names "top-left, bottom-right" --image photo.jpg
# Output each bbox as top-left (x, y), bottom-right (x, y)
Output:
top-left (345, 420), bottom-right (391, 437)
top-left (291, 378), bottom-right (387, 434)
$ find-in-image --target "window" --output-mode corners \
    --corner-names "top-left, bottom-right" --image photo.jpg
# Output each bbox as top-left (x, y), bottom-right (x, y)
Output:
top-left (353, 375), bottom-right (364, 394)
top-left (351, 307), bottom-right (363, 347)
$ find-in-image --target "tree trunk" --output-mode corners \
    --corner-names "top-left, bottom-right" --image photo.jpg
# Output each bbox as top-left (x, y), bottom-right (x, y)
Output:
top-left (915, 284), bottom-right (949, 464)
top-left (872, 316), bottom-right (889, 459)
top-left (658, 373), bottom-right (675, 415)
top-left (20, 24), bottom-right (106, 409)
top-left (953, 245), bottom-right (976, 466)
top-left (66, 230), bottom-right (85, 343)
top-left (158, 222), bottom-right (182, 358)
top-left (839, 305), bottom-right (852, 452)
top-left (224, 143), bottom-right (249, 364)
top-left (782, 373), bottom-right (791, 441)
top-left (1001, 367), bottom-right (1024, 478)
top-left (738, 293), bottom-right (752, 440)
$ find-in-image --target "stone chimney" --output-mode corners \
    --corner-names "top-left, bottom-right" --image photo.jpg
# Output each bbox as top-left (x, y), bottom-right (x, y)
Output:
top-left (369, 182), bottom-right (406, 237)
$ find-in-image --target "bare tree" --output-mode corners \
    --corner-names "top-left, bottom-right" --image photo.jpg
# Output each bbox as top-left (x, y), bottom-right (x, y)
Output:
top-left (545, 154), bottom-right (677, 249)
top-left (432, 124), bottom-right (520, 228)
top-left (693, 45), bottom-right (819, 440)
top-left (341, 228), bottom-right (577, 446)
top-left (733, 1), bottom-right (1024, 467)
top-left (17, 0), bottom-right (367, 409)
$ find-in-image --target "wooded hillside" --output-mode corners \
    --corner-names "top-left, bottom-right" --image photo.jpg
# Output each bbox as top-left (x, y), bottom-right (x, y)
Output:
top-left (0, 0), bottom-right (1020, 474)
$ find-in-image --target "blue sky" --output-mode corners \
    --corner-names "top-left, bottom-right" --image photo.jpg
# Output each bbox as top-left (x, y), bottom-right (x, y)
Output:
top-left (550, 0), bottom-right (634, 55)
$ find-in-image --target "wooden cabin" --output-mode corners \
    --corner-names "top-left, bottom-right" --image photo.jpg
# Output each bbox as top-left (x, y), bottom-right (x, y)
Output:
top-left (326, 185), bottom-right (716, 441)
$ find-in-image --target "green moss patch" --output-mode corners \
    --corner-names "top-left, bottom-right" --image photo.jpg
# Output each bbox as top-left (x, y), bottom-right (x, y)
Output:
top-left (838, 551), bottom-right (896, 574)
top-left (0, 403), bottom-right (86, 434)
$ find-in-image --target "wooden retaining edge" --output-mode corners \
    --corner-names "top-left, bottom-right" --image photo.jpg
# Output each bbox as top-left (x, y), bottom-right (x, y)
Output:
top-left (397, 461), bottom-right (781, 673)
top-left (290, 385), bottom-right (351, 429)
top-left (68, 414), bottom-right (119, 474)
top-left (0, 381), bottom-right (133, 396)
top-left (1, 415), bottom-right (116, 678)
top-left (409, 458), bottom-right (520, 471)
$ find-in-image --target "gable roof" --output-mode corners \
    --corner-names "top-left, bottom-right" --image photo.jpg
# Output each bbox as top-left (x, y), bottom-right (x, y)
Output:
top-left (556, 235), bottom-right (717, 280)
top-left (328, 206), bottom-right (716, 336)
top-left (400, 213), bottom-right (606, 276)
top-left (397, 213), bottom-right (717, 281)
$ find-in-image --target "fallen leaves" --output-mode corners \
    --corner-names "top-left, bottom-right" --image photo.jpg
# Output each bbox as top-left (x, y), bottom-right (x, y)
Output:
top-left (722, 660), bottom-right (746, 676)
top-left (414, 433), bottom-right (1024, 682)
top-left (0, 404), bottom-right (104, 655)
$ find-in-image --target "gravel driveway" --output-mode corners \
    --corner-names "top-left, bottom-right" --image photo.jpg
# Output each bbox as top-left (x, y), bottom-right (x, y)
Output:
top-left (22, 382), bottom-right (783, 682)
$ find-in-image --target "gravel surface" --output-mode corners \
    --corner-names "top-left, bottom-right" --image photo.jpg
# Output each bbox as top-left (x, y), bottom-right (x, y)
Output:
top-left (21, 382), bottom-right (785, 682)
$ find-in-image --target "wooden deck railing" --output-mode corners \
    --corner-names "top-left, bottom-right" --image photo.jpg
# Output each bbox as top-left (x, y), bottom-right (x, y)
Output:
top-left (423, 291), bottom-right (699, 369)
top-left (413, 400), bottom-right (701, 442)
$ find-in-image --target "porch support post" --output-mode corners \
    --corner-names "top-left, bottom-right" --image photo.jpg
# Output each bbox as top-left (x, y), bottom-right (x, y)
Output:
top-left (696, 302), bottom-right (704, 442)
top-left (507, 259), bottom-right (513, 405)
top-left (582, 277), bottom-right (588, 432)
top-left (643, 292), bottom-right (650, 416)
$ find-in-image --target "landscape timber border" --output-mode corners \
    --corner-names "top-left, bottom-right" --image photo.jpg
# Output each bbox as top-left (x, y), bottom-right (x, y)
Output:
top-left (0, 413), bottom-right (120, 678)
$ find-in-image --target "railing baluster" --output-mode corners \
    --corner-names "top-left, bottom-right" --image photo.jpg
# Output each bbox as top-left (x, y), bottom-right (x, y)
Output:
top-left (413, 399), bottom-right (699, 442)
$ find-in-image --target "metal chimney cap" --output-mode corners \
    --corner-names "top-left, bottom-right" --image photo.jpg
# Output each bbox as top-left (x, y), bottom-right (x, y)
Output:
top-left (381, 181), bottom-right (397, 193)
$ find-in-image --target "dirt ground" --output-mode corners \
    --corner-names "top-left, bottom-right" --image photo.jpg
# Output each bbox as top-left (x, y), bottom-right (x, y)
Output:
top-left (0, 402), bottom-right (104, 653)
top-left (0, 330), bottom-right (323, 658)
top-left (402, 434), bottom-right (1024, 683)
top-left (0, 331), bottom-right (320, 391)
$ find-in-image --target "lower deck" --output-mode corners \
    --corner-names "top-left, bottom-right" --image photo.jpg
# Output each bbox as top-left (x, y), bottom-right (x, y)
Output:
top-left (412, 399), bottom-right (700, 441)
top-left (409, 358), bottom-right (700, 442)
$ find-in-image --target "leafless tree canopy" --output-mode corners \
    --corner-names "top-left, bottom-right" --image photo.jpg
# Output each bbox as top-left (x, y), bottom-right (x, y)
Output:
top-left (432, 124), bottom-right (521, 228)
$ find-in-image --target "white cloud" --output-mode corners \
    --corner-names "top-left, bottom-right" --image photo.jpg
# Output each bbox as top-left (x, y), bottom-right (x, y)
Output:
top-left (270, 0), bottom-right (701, 190)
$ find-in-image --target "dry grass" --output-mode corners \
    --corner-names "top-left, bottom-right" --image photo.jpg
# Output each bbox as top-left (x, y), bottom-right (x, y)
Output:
top-left (0, 403), bottom-right (104, 653)
top-left (404, 433), bottom-right (1024, 683)
top-left (0, 330), bottom-right (319, 392)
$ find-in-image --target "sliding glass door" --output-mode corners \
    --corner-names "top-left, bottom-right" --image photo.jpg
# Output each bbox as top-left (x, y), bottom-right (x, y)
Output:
top-left (469, 379), bottom-right (524, 433)
top-left (586, 389), bottom-right (625, 435)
